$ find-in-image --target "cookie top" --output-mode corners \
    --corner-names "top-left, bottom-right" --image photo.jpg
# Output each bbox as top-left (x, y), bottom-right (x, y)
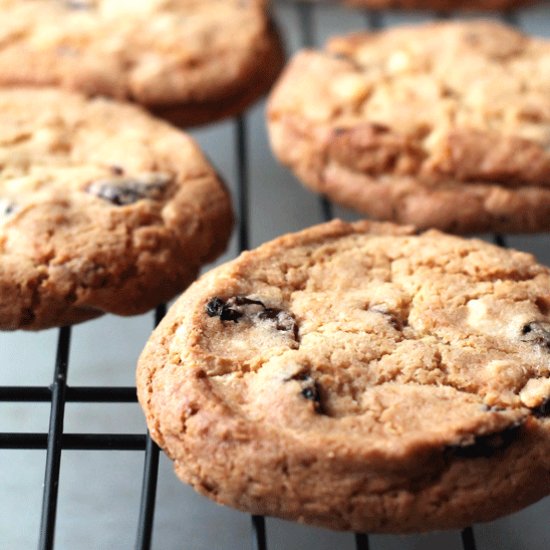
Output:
top-left (138, 219), bottom-right (550, 533)
top-left (0, 88), bottom-right (233, 330)
top-left (342, 0), bottom-right (534, 10)
top-left (268, 21), bottom-right (550, 233)
top-left (0, 0), bottom-right (284, 126)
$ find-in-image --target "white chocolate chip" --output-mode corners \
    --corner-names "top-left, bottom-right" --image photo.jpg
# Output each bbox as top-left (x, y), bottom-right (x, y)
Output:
top-left (387, 51), bottom-right (411, 74)
top-left (520, 378), bottom-right (550, 409)
top-left (331, 74), bottom-right (370, 104)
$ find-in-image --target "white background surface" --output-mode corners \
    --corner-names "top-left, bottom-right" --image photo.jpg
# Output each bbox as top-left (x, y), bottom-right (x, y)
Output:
top-left (1, 1), bottom-right (549, 548)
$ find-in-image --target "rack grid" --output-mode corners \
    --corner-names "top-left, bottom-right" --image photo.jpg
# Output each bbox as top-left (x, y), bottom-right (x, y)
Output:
top-left (0, 1), bottom-right (548, 549)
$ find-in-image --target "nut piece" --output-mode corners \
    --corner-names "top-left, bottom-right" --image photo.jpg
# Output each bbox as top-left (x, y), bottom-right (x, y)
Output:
top-left (87, 172), bottom-right (172, 206)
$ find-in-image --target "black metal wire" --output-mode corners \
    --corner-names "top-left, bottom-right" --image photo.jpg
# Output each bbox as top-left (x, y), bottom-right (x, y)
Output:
top-left (461, 527), bottom-right (478, 550)
top-left (251, 515), bottom-right (267, 550)
top-left (0, 386), bottom-right (51, 401)
top-left (236, 116), bottom-right (250, 252)
top-left (0, 433), bottom-right (146, 451)
top-left (154, 303), bottom-right (167, 328)
top-left (135, 303), bottom-right (166, 550)
top-left (320, 196), bottom-right (334, 221)
top-left (0, 386), bottom-right (137, 402)
top-left (355, 532), bottom-right (370, 550)
top-left (136, 434), bottom-right (161, 550)
top-left (493, 234), bottom-right (508, 248)
top-left (38, 325), bottom-right (72, 550)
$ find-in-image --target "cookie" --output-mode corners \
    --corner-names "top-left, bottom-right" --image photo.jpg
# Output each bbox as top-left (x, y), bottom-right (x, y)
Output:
top-left (137, 219), bottom-right (550, 533)
top-left (0, 0), bottom-right (284, 127)
top-left (341, 0), bottom-right (534, 10)
top-left (268, 21), bottom-right (550, 234)
top-left (0, 88), bottom-right (233, 330)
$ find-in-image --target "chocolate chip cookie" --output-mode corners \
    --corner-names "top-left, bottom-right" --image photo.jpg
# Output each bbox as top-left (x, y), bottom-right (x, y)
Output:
top-left (137, 219), bottom-right (550, 532)
top-left (268, 21), bottom-right (550, 233)
top-left (0, 0), bottom-right (284, 126)
top-left (0, 88), bottom-right (233, 330)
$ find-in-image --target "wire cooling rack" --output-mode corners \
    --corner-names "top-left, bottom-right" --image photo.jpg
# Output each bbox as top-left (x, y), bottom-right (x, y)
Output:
top-left (0, 1), bottom-right (549, 549)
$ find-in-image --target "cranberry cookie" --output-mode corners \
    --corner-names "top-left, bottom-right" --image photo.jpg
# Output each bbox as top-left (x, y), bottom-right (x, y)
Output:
top-left (268, 21), bottom-right (550, 233)
top-left (0, 88), bottom-right (233, 330)
top-left (0, 0), bottom-right (284, 126)
top-left (137, 219), bottom-right (550, 532)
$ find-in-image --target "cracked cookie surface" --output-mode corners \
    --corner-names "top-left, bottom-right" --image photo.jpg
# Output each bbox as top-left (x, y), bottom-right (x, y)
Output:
top-left (137, 219), bottom-right (550, 532)
top-left (0, 88), bottom-right (233, 330)
top-left (0, 0), bottom-right (284, 126)
top-left (268, 20), bottom-right (550, 233)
